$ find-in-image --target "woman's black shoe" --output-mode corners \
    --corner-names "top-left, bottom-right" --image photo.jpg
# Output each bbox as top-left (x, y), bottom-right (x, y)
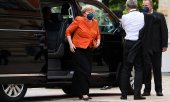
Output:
top-left (79, 96), bottom-right (92, 101)
top-left (78, 96), bottom-right (83, 99)
top-left (120, 95), bottom-right (127, 100)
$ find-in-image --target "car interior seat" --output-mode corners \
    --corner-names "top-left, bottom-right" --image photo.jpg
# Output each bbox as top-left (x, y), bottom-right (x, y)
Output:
top-left (61, 3), bottom-right (72, 24)
top-left (46, 13), bottom-right (70, 76)
top-left (47, 13), bottom-right (66, 58)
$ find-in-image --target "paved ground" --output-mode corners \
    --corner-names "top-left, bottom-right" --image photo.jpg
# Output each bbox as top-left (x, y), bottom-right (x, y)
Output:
top-left (24, 72), bottom-right (170, 102)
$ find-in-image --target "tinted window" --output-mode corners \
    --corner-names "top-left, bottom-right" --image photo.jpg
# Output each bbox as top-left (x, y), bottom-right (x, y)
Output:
top-left (0, 0), bottom-right (42, 30)
top-left (40, 1), bottom-right (73, 19)
top-left (78, 2), bottom-right (116, 33)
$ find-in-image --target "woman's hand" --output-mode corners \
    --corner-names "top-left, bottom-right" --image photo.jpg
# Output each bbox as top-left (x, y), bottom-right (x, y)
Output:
top-left (70, 43), bottom-right (76, 53)
top-left (94, 40), bottom-right (100, 48)
top-left (66, 36), bottom-right (76, 53)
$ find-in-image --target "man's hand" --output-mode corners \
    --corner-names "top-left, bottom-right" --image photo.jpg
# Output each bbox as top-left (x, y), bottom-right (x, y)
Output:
top-left (162, 47), bottom-right (167, 52)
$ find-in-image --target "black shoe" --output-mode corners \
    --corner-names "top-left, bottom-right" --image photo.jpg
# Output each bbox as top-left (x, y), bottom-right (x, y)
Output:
top-left (156, 92), bottom-right (163, 96)
top-left (134, 96), bottom-right (146, 100)
top-left (78, 96), bottom-right (82, 99)
top-left (79, 95), bottom-right (92, 101)
top-left (120, 95), bottom-right (127, 100)
top-left (142, 92), bottom-right (151, 96)
top-left (79, 96), bottom-right (88, 101)
top-left (81, 97), bottom-right (89, 101)
top-left (100, 86), bottom-right (112, 90)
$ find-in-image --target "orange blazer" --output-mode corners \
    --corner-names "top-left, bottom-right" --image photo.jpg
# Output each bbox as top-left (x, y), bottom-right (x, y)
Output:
top-left (65, 16), bottom-right (100, 49)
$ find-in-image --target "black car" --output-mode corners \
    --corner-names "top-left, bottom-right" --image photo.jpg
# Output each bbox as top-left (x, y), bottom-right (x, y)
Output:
top-left (0, 0), bottom-right (133, 101)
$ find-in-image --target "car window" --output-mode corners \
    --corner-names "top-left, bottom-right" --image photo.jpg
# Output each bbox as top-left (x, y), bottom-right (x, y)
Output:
top-left (50, 3), bottom-right (73, 19)
top-left (40, 1), bottom-right (74, 25)
top-left (78, 2), bottom-right (115, 33)
top-left (0, 0), bottom-right (42, 30)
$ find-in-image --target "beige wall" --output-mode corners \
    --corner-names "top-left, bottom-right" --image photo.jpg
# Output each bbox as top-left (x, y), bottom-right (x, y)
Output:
top-left (168, 0), bottom-right (170, 42)
top-left (158, 0), bottom-right (170, 43)
top-left (158, 0), bottom-right (170, 72)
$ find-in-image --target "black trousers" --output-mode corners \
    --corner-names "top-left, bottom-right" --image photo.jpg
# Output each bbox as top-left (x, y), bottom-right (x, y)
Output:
top-left (120, 40), bottom-right (143, 96)
top-left (71, 48), bottom-right (93, 96)
top-left (143, 52), bottom-right (162, 93)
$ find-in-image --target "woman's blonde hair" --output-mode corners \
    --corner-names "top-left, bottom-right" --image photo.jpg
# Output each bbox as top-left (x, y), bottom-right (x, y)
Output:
top-left (81, 5), bottom-right (94, 14)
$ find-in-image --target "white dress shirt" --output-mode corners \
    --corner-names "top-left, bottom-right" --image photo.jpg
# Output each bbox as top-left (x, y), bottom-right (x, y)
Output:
top-left (121, 9), bottom-right (144, 41)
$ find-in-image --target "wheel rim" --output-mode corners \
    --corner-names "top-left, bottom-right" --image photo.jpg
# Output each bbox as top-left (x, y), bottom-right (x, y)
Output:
top-left (2, 84), bottom-right (24, 97)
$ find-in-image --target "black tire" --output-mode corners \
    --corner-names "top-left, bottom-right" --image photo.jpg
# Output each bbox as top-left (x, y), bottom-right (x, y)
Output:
top-left (62, 86), bottom-right (71, 95)
top-left (0, 84), bottom-right (27, 102)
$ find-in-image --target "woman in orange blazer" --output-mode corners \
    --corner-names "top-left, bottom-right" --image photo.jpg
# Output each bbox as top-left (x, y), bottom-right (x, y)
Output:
top-left (65, 5), bottom-right (100, 100)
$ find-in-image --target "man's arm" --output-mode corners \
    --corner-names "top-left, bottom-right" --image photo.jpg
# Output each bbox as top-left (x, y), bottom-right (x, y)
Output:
top-left (160, 13), bottom-right (168, 52)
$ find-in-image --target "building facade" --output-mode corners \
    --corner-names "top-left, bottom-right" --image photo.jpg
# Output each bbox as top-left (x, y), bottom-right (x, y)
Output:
top-left (158, 0), bottom-right (170, 72)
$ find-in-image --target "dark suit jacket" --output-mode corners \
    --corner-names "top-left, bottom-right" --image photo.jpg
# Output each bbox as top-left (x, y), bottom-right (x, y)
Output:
top-left (151, 12), bottom-right (168, 52)
top-left (127, 13), bottom-right (154, 63)
top-left (124, 11), bottom-right (168, 63)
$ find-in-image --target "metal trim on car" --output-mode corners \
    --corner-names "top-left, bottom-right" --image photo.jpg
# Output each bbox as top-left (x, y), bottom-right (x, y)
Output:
top-left (0, 29), bottom-right (45, 32)
top-left (91, 72), bottom-right (112, 76)
top-left (0, 74), bottom-right (46, 77)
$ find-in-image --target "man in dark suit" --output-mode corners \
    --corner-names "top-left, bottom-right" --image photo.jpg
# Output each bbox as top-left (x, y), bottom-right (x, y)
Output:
top-left (142, 0), bottom-right (168, 96)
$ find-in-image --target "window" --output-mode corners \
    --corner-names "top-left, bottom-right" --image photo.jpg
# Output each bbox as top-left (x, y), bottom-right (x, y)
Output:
top-left (40, 1), bottom-right (73, 19)
top-left (78, 2), bottom-right (115, 33)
